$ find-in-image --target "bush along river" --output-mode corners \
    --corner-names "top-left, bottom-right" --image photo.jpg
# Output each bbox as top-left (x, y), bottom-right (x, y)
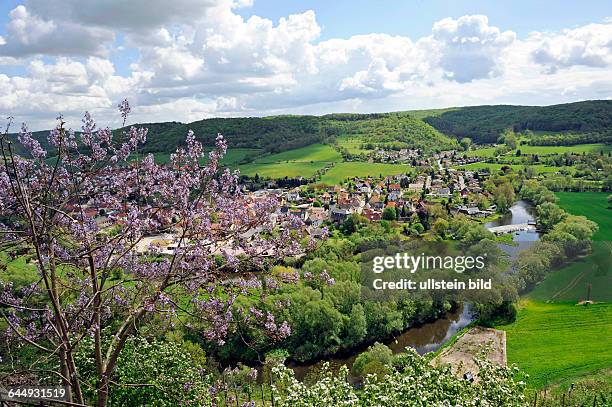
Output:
top-left (284, 303), bottom-right (474, 384)
top-left (259, 200), bottom-right (540, 383)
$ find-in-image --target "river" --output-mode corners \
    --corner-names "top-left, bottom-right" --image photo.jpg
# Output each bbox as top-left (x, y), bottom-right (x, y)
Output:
top-left (287, 304), bottom-right (473, 384)
top-left (486, 200), bottom-right (541, 257)
top-left (272, 201), bottom-right (540, 383)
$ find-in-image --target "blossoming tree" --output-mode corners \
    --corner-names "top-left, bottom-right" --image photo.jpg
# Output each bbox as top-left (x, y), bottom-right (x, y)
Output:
top-left (0, 101), bottom-right (309, 406)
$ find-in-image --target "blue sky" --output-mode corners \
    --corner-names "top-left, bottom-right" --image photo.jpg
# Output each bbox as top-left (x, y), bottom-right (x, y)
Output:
top-left (0, 0), bottom-right (611, 129)
top-left (237, 0), bottom-right (612, 40)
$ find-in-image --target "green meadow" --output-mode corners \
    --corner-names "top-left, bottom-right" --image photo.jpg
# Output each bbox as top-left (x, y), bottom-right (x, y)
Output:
top-left (153, 148), bottom-right (261, 167)
top-left (238, 161), bottom-right (330, 178)
top-left (467, 143), bottom-right (611, 158)
top-left (248, 143), bottom-right (341, 164)
top-left (498, 190), bottom-right (612, 388)
top-left (319, 162), bottom-right (410, 184)
top-left (528, 242), bottom-right (611, 303)
top-left (555, 191), bottom-right (611, 241)
top-left (498, 300), bottom-right (612, 388)
top-left (235, 144), bottom-right (341, 178)
top-left (456, 162), bottom-right (565, 174)
top-left (336, 136), bottom-right (374, 155)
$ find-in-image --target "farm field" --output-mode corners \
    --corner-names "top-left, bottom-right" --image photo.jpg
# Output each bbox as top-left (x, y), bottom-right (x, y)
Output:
top-left (467, 143), bottom-right (611, 157)
top-left (498, 300), bottom-right (612, 388)
top-left (235, 144), bottom-right (341, 178)
top-left (528, 242), bottom-right (611, 302)
top-left (555, 191), bottom-right (611, 241)
top-left (238, 161), bottom-right (330, 178)
top-left (456, 162), bottom-right (566, 174)
top-left (247, 144), bottom-right (341, 164)
top-left (319, 162), bottom-right (410, 185)
top-left (153, 148), bottom-right (261, 166)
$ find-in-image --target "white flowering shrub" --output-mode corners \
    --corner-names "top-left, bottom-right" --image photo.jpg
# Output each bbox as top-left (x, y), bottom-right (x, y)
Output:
top-left (270, 348), bottom-right (526, 406)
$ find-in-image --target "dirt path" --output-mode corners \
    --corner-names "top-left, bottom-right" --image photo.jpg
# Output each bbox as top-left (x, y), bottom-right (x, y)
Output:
top-left (432, 326), bottom-right (506, 378)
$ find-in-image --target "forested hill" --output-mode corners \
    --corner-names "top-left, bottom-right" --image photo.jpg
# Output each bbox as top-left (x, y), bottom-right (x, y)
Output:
top-left (7, 112), bottom-right (455, 157)
top-left (7, 100), bottom-right (610, 158)
top-left (419, 100), bottom-right (612, 143)
top-left (131, 113), bottom-right (456, 154)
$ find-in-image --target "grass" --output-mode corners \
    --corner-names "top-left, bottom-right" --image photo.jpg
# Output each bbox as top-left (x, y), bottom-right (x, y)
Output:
top-left (498, 300), bottom-right (612, 388)
top-left (238, 161), bottom-right (330, 178)
top-left (528, 242), bottom-right (612, 302)
top-left (319, 162), bottom-right (410, 185)
top-left (152, 148), bottom-right (261, 166)
top-left (555, 192), bottom-right (611, 241)
top-left (235, 144), bottom-right (341, 179)
top-left (0, 252), bottom-right (39, 288)
top-left (248, 144), bottom-right (341, 164)
top-left (466, 143), bottom-right (611, 158)
top-left (456, 162), bottom-right (566, 174)
top-left (336, 136), bottom-right (374, 155)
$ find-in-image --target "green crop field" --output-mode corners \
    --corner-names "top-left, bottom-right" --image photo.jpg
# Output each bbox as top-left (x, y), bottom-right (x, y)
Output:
top-left (456, 162), bottom-right (565, 174)
top-left (519, 143), bottom-right (611, 155)
top-left (498, 300), bottom-right (612, 388)
top-left (248, 144), bottom-right (341, 164)
top-left (235, 144), bottom-right (341, 179)
top-left (238, 161), bottom-right (330, 178)
top-left (528, 242), bottom-right (612, 302)
top-left (555, 192), bottom-right (611, 241)
top-left (319, 162), bottom-right (410, 184)
top-left (467, 143), bottom-right (611, 158)
top-left (152, 148), bottom-right (261, 166)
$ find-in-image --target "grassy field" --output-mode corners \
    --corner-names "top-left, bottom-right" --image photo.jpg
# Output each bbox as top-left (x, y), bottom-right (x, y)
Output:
top-left (319, 162), bottom-right (410, 184)
top-left (0, 252), bottom-right (39, 288)
top-left (528, 242), bottom-right (612, 302)
top-left (456, 162), bottom-right (566, 174)
top-left (336, 136), bottom-right (374, 155)
top-left (498, 300), bottom-right (612, 388)
top-left (238, 161), bottom-right (330, 178)
top-left (153, 148), bottom-right (261, 166)
top-left (248, 144), bottom-right (341, 164)
top-left (235, 144), bottom-right (341, 178)
top-left (467, 143), bottom-right (611, 158)
top-left (555, 192), bottom-right (611, 241)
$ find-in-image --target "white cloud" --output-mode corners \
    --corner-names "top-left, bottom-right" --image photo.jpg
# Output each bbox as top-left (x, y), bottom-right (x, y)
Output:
top-left (426, 15), bottom-right (516, 82)
top-left (530, 22), bottom-right (612, 72)
top-left (0, 3), bottom-right (611, 129)
top-left (0, 5), bottom-right (113, 57)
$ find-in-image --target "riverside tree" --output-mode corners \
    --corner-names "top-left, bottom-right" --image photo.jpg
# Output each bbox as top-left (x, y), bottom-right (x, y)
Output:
top-left (0, 102), bottom-right (311, 406)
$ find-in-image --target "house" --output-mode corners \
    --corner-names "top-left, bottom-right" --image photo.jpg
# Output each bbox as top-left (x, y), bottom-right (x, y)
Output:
top-left (362, 207), bottom-right (382, 221)
top-left (389, 183), bottom-right (401, 192)
top-left (331, 208), bottom-right (350, 223)
top-left (286, 190), bottom-right (301, 202)
top-left (307, 207), bottom-right (327, 226)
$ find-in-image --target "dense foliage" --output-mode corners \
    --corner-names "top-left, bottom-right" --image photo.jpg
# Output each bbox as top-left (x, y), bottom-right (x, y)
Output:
top-left (272, 348), bottom-right (527, 406)
top-left (423, 100), bottom-right (612, 143)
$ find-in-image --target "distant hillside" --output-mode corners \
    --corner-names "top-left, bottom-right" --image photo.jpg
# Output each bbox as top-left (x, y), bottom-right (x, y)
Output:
top-left (321, 112), bottom-right (457, 151)
top-left (7, 100), bottom-right (610, 159)
top-left (419, 100), bottom-right (612, 143)
top-left (8, 112), bottom-right (455, 159)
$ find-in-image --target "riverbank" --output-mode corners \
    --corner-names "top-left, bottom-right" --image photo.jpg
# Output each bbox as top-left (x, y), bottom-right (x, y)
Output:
top-left (285, 303), bottom-right (474, 383)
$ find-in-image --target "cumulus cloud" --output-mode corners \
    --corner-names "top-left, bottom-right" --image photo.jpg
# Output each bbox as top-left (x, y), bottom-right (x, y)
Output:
top-left (0, 3), bottom-right (611, 129)
top-left (530, 22), bottom-right (612, 72)
top-left (0, 5), bottom-right (112, 57)
top-left (426, 15), bottom-right (516, 83)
